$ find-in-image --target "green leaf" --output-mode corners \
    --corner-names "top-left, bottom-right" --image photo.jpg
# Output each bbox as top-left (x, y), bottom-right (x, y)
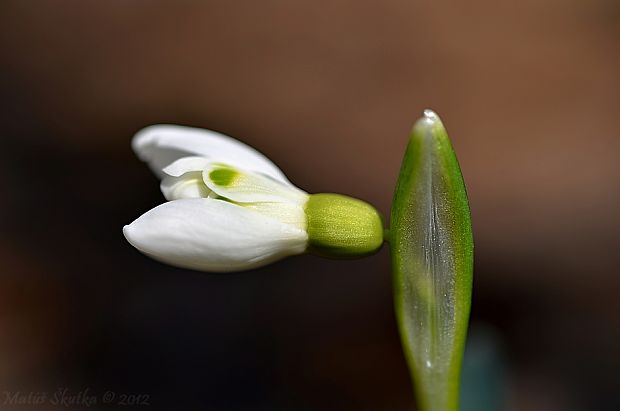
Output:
top-left (390, 110), bottom-right (474, 411)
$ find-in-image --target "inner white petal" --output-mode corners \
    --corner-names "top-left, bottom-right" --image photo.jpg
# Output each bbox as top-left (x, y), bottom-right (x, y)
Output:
top-left (203, 162), bottom-right (308, 205)
top-left (160, 171), bottom-right (211, 201)
top-left (162, 156), bottom-right (210, 177)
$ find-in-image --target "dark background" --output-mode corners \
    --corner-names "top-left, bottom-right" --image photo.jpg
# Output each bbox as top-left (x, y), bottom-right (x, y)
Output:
top-left (1, 1), bottom-right (619, 410)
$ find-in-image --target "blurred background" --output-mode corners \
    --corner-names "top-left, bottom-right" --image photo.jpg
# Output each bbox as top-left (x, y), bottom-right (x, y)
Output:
top-left (1, 0), bottom-right (619, 410)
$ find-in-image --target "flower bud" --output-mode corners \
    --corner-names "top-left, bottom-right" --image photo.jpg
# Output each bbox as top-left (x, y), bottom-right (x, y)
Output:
top-left (126, 124), bottom-right (387, 271)
top-left (391, 110), bottom-right (473, 411)
top-left (304, 193), bottom-right (384, 258)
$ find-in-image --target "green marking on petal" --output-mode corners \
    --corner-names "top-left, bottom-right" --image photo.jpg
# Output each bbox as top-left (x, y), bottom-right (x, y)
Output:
top-left (209, 165), bottom-right (239, 187)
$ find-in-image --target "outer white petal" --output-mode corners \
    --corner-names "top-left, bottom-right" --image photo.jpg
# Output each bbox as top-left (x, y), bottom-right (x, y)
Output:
top-left (123, 199), bottom-right (308, 272)
top-left (241, 202), bottom-right (306, 231)
top-left (132, 125), bottom-right (291, 185)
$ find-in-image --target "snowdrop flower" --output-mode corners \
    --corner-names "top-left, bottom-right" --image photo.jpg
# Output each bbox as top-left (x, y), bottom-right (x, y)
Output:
top-left (123, 125), bottom-right (384, 272)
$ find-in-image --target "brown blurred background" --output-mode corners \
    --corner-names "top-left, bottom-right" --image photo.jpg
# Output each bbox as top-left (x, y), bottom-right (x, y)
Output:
top-left (1, 0), bottom-right (619, 410)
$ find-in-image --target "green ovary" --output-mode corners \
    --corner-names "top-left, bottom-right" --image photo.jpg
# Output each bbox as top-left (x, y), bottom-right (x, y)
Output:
top-left (304, 193), bottom-right (384, 258)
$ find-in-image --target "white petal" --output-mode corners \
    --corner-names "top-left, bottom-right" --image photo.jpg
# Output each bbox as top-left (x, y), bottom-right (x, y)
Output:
top-left (162, 156), bottom-right (211, 177)
top-left (160, 172), bottom-right (211, 201)
top-left (123, 198), bottom-right (308, 272)
top-left (203, 162), bottom-right (308, 205)
top-left (241, 202), bottom-right (306, 231)
top-left (132, 125), bottom-right (291, 184)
